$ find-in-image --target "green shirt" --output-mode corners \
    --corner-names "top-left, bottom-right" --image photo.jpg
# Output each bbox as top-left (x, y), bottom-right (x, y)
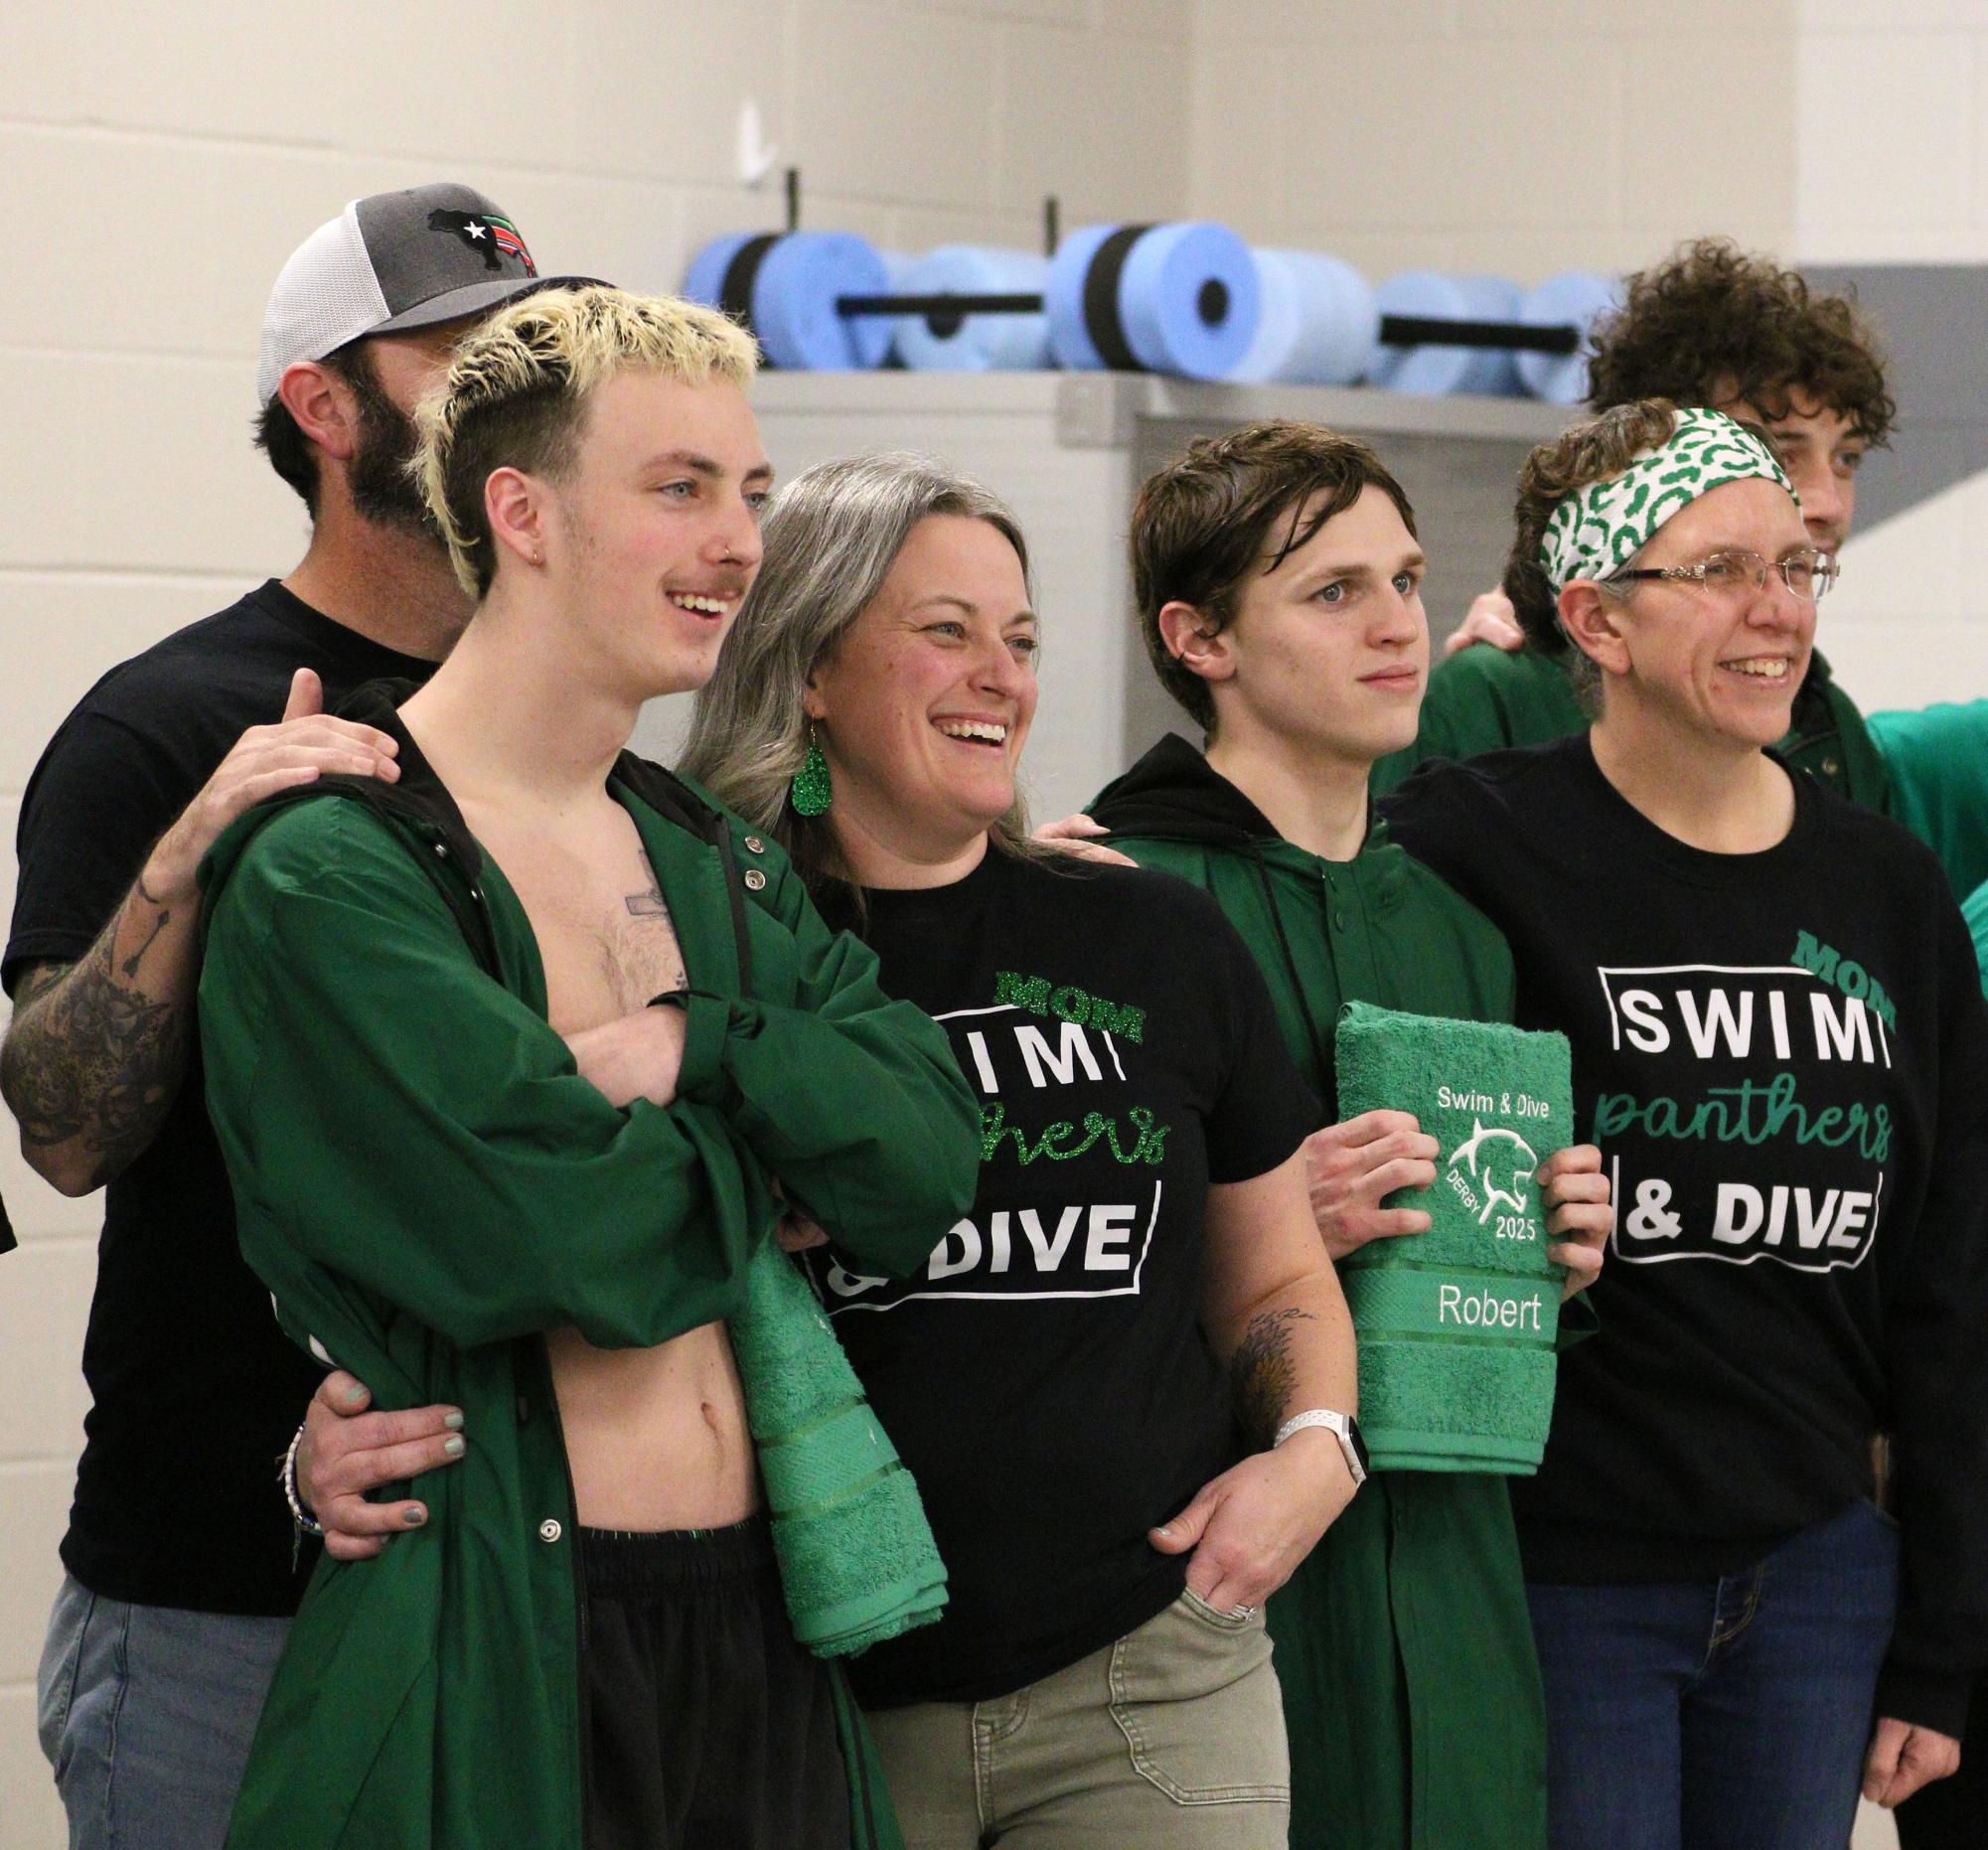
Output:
top-left (1868, 701), bottom-right (1988, 897)
top-left (1090, 734), bottom-right (1557, 1850)
top-left (199, 739), bottom-right (980, 1850)
top-left (1372, 643), bottom-right (1893, 817)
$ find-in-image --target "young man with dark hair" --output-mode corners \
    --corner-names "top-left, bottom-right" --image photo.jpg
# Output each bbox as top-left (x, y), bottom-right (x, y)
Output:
top-left (197, 283), bottom-right (977, 1848)
top-left (1, 182), bottom-right (557, 1845)
top-left (1089, 419), bottom-right (1612, 1849)
top-left (1373, 238), bottom-right (1895, 816)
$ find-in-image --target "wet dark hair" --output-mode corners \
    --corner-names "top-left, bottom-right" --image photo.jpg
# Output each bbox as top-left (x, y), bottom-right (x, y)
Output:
top-left (1130, 419), bottom-right (1418, 734)
top-left (1588, 238), bottom-right (1895, 444)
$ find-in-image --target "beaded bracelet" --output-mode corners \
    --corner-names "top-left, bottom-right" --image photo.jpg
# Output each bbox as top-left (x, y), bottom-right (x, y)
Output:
top-left (281, 1422), bottom-right (326, 1538)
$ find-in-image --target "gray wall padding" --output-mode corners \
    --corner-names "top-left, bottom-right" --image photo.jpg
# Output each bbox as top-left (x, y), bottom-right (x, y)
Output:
top-left (1803, 263), bottom-right (1988, 536)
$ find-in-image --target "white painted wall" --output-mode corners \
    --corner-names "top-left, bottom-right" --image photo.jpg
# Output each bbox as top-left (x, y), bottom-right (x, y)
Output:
top-left (1795, 0), bottom-right (1988, 263)
top-left (1818, 471), bottom-right (1985, 710)
top-left (1187, 0), bottom-right (1802, 281)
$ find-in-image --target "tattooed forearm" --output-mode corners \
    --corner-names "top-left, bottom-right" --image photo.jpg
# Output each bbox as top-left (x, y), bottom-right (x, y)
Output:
top-left (120, 870), bottom-right (173, 978)
top-left (1, 884), bottom-right (194, 1190)
top-left (12, 962), bottom-right (69, 1007)
top-left (1230, 1306), bottom-right (1317, 1448)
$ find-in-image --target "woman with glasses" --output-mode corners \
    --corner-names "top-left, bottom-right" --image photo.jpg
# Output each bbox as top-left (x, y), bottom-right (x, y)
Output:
top-left (1380, 401), bottom-right (1988, 1849)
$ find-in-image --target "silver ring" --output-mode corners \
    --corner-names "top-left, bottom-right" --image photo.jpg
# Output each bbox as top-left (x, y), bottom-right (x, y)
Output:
top-left (1231, 1603), bottom-right (1256, 1620)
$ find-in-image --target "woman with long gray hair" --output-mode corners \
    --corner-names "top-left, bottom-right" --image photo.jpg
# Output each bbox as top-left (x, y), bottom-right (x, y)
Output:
top-left (679, 453), bottom-right (1362, 1846)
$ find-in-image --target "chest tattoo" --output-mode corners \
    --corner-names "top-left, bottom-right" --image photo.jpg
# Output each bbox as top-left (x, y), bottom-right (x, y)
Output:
top-left (625, 884), bottom-right (672, 922)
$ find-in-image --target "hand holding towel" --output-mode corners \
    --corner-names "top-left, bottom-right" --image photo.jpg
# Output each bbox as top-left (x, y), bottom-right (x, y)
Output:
top-left (1334, 1001), bottom-right (1574, 1473)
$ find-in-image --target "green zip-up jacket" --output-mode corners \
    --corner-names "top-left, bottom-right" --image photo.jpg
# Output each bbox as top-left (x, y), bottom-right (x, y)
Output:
top-left (1371, 641), bottom-right (1892, 814)
top-left (198, 689), bottom-right (981, 1850)
top-left (1869, 699), bottom-right (1988, 898)
top-left (1091, 733), bottom-right (1564, 1850)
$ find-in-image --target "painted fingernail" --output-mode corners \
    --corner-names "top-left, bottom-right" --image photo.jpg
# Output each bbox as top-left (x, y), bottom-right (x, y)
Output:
top-left (402, 1507), bottom-right (425, 1527)
top-left (342, 1384), bottom-right (368, 1407)
top-left (443, 1412), bottom-right (465, 1431)
top-left (443, 1436), bottom-right (465, 1458)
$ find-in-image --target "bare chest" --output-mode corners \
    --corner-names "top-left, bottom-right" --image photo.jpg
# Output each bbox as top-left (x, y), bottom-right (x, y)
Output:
top-left (469, 804), bottom-right (688, 1035)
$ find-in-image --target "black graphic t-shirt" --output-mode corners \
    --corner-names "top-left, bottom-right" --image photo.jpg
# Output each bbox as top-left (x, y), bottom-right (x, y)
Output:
top-left (814, 847), bottom-right (1315, 1707)
top-left (1383, 735), bottom-right (1988, 1733)
top-left (5, 581), bottom-right (438, 1616)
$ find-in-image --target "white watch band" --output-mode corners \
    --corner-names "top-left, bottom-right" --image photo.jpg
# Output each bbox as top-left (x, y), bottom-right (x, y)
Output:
top-left (1273, 1408), bottom-right (1367, 1487)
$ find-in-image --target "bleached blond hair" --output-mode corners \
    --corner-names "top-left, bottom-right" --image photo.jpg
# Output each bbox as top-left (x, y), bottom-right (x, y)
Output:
top-left (413, 283), bottom-right (759, 598)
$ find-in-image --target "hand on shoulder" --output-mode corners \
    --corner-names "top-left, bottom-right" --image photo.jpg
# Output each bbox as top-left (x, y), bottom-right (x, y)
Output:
top-left (147, 668), bottom-right (400, 903)
top-left (1033, 813), bottom-right (1138, 867)
top-left (1441, 590), bottom-right (1525, 659)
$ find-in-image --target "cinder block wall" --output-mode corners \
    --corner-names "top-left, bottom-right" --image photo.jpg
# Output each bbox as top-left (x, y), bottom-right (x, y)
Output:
top-left (1792, 0), bottom-right (1988, 717)
top-left (1186, 0), bottom-right (1802, 279)
top-left (1795, 0), bottom-right (1988, 265)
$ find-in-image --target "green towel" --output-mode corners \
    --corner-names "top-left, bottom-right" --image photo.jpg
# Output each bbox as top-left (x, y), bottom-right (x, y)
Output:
top-left (728, 1242), bottom-right (948, 1656)
top-left (1334, 1001), bottom-right (1574, 1474)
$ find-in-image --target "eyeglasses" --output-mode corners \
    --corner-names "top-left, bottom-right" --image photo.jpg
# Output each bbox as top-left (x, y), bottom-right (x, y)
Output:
top-left (1607, 547), bottom-right (1839, 602)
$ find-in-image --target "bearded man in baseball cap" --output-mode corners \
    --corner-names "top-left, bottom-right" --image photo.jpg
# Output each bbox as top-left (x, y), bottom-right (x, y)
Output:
top-left (2, 183), bottom-right (569, 1848)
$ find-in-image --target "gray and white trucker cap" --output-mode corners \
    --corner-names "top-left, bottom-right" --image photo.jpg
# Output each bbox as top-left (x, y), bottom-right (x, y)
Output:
top-left (256, 183), bottom-right (550, 404)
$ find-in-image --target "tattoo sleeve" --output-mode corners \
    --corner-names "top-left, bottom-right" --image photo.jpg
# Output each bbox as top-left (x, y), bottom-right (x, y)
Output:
top-left (1, 876), bottom-right (194, 1189)
top-left (1230, 1306), bottom-right (1317, 1449)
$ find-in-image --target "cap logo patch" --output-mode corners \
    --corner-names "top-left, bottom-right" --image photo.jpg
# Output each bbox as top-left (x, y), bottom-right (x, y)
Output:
top-left (427, 209), bottom-right (537, 276)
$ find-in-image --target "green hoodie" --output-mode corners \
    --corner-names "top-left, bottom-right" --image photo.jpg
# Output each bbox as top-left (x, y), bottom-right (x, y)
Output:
top-left (1868, 699), bottom-right (1988, 898)
top-left (198, 688), bottom-right (981, 1849)
top-left (1371, 641), bottom-right (1892, 813)
top-left (1090, 733), bottom-right (1560, 1850)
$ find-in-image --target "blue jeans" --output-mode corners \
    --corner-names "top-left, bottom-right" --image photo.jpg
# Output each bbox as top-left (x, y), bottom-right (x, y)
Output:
top-left (1526, 1500), bottom-right (1899, 1850)
top-left (36, 1574), bottom-right (291, 1850)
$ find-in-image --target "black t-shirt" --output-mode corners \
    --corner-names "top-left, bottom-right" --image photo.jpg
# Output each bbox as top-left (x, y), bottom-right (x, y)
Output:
top-left (1382, 735), bottom-right (1988, 1730)
top-left (810, 848), bottom-right (1315, 1707)
top-left (5, 580), bottom-right (438, 1617)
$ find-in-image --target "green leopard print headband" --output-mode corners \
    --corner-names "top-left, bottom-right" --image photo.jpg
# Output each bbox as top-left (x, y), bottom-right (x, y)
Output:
top-left (1539, 407), bottom-right (1796, 593)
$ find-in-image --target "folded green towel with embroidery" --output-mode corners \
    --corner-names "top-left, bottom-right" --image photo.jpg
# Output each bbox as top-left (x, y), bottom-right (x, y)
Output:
top-left (1334, 1001), bottom-right (1574, 1474)
top-left (728, 1241), bottom-right (948, 1655)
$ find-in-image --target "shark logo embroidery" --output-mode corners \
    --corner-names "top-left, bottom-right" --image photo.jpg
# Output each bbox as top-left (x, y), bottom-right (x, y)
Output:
top-left (1450, 1119), bottom-right (1540, 1225)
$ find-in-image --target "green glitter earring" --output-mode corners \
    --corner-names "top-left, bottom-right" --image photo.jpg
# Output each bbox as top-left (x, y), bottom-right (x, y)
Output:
top-left (791, 724), bottom-right (833, 818)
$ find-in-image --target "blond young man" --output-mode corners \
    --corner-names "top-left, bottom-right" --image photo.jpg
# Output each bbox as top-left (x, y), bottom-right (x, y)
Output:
top-left (197, 287), bottom-right (977, 1848)
top-left (4, 183), bottom-right (555, 1847)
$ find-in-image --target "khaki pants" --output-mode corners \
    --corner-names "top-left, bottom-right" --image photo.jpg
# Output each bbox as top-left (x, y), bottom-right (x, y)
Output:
top-left (865, 1589), bottom-right (1290, 1848)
